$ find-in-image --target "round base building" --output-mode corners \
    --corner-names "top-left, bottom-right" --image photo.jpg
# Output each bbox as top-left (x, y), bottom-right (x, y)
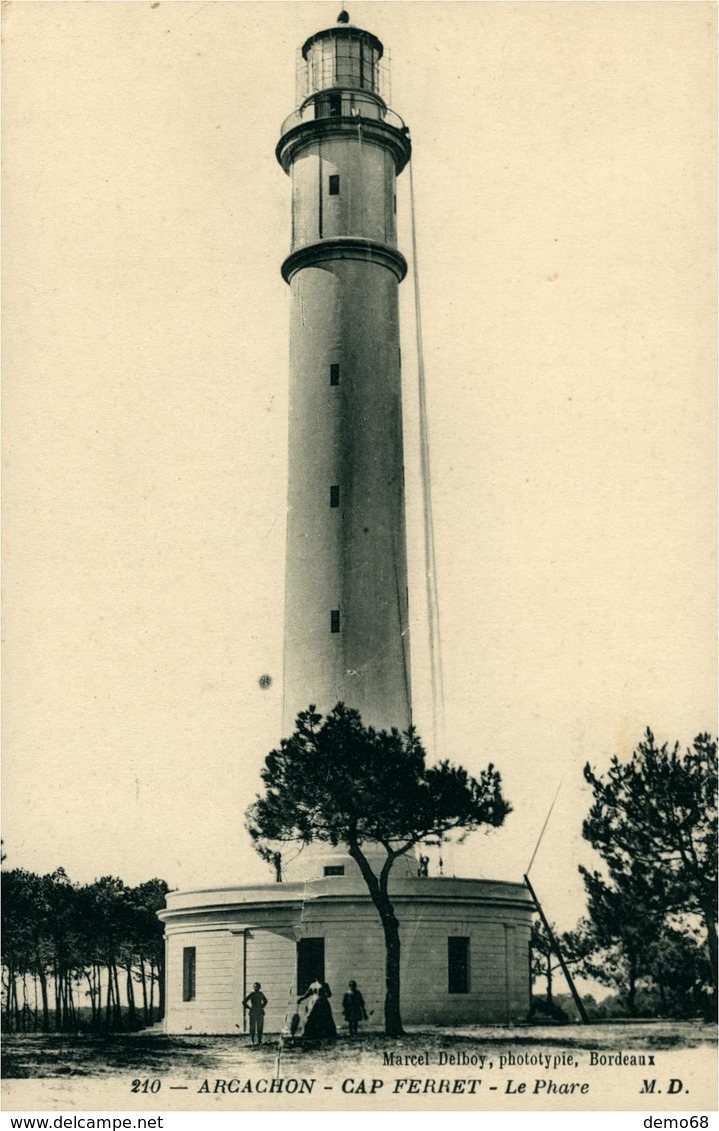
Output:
top-left (159, 855), bottom-right (533, 1034)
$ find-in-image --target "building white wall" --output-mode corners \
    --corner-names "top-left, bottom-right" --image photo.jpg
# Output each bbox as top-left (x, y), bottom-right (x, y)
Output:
top-left (165, 926), bottom-right (244, 1035)
top-left (162, 881), bottom-right (533, 1034)
top-left (245, 929), bottom-right (296, 1034)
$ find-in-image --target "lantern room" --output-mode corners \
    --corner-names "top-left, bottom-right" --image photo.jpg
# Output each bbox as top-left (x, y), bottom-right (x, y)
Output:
top-left (298, 24), bottom-right (387, 103)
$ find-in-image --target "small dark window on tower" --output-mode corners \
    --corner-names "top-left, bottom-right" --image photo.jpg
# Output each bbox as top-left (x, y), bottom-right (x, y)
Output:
top-left (330, 363), bottom-right (340, 386)
top-left (323, 865), bottom-right (345, 877)
top-left (394, 193), bottom-right (397, 213)
top-left (329, 174), bottom-right (340, 196)
top-left (448, 937), bottom-right (470, 994)
top-left (331, 609), bottom-right (341, 633)
top-left (182, 946), bottom-right (196, 1002)
top-left (330, 485), bottom-right (340, 508)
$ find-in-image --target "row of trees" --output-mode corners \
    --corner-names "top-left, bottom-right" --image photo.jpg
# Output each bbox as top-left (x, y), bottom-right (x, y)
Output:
top-left (1, 868), bottom-right (168, 1032)
top-left (532, 729), bottom-right (717, 1018)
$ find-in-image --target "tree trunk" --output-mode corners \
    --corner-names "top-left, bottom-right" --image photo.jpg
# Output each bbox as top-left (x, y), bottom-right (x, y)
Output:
top-left (139, 958), bottom-right (149, 1026)
top-left (94, 965), bottom-right (103, 1028)
top-left (54, 965), bottom-right (62, 1030)
top-left (85, 971), bottom-right (96, 1026)
top-left (20, 973), bottom-right (28, 1031)
top-left (96, 965), bottom-right (104, 1027)
top-left (66, 977), bottom-right (76, 1026)
top-left (125, 964), bottom-right (136, 1027)
top-left (112, 962), bottom-right (122, 1027)
top-left (627, 970), bottom-right (637, 1017)
top-left (4, 966), bottom-right (19, 1031)
top-left (11, 973), bottom-right (20, 1030)
top-left (37, 959), bottom-right (50, 1032)
top-left (106, 958), bottom-right (115, 1026)
top-left (2, 965), bottom-right (11, 1026)
top-left (546, 958), bottom-right (553, 1006)
top-left (374, 905), bottom-right (403, 1037)
top-left (61, 971), bottom-right (71, 1029)
top-left (702, 908), bottom-right (717, 994)
top-left (348, 842), bottom-right (405, 1036)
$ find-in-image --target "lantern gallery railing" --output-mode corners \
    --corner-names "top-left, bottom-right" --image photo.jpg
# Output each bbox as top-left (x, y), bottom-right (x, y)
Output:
top-left (280, 93), bottom-right (407, 138)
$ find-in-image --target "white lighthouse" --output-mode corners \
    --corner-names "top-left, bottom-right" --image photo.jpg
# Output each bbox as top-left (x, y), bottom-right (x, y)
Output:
top-left (278, 15), bottom-right (412, 737)
top-left (159, 11), bottom-right (533, 1035)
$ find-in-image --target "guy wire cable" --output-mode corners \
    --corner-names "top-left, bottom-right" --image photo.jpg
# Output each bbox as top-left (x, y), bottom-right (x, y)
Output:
top-left (408, 156), bottom-right (445, 759)
top-left (526, 779), bottom-right (563, 878)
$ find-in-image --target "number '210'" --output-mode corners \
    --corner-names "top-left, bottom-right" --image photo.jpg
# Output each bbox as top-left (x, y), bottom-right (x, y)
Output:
top-left (131, 1079), bottom-right (161, 1093)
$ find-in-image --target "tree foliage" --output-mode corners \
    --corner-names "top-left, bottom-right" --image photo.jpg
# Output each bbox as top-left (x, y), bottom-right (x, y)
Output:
top-left (249, 704), bottom-right (509, 853)
top-left (575, 871), bottom-right (662, 1016)
top-left (247, 703), bottom-right (511, 1035)
top-left (580, 728), bottom-right (717, 1012)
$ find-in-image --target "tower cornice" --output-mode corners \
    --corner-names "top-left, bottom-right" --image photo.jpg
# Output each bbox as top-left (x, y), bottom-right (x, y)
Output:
top-left (281, 237), bottom-right (408, 284)
top-left (301, 25), bottom-right (384, 62)
top-left (277, 116), bottom-right (411, 176)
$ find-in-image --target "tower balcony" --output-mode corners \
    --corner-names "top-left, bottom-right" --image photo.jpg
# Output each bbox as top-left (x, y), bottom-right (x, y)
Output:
top-left (277, 92), bottom-right (411, 175)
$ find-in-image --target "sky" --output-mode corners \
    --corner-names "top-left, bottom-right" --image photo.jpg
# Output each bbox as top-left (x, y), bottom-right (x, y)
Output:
top-left (3, 0), bottom-right (716, 933)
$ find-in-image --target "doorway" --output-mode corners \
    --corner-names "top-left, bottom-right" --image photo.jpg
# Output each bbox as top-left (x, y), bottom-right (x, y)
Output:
top-left (297, 937), bottom-right (325, 994)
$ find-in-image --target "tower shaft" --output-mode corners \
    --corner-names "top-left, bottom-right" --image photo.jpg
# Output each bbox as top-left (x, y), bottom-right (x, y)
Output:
top-left (278, 24), bottom-right (412, 736)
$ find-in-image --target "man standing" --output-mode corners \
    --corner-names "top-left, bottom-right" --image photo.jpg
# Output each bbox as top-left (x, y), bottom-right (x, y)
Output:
top-left (342, 981), bottom-right (367, 1037)
top-left (243, 982), bottom-right (268, 1046)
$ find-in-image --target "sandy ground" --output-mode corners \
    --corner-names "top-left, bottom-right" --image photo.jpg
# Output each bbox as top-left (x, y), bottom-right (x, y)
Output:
top-left (2, 1022), bottom-right (716, 1113)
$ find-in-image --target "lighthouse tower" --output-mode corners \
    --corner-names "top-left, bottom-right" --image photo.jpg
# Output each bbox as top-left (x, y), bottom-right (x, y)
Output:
top-left (277, 12), bottom-right (413, 737)
top-left (159, 12), bottom-right (534, 1035)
